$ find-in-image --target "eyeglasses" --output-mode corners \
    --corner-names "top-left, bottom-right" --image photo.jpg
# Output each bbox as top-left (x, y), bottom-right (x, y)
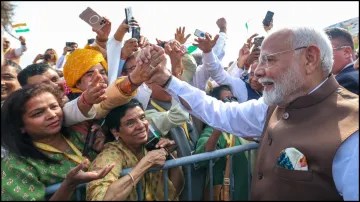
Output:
top-left (333, 46), bottom-right (350, 51)
top-left (258, 46), bottom-right (307, 68)
top-left (223, 97), bottom-right (238, 103)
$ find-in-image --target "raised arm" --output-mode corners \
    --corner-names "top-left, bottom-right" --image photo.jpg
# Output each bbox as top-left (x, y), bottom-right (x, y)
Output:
top-left (213, 18), bottom-right (227, 61)
top-left (144, 46), bottom-right (268, 137)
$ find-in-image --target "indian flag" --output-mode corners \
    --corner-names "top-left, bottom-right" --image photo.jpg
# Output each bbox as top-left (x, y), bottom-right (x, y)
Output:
top-left (11, 23), bottom-right (30, 33)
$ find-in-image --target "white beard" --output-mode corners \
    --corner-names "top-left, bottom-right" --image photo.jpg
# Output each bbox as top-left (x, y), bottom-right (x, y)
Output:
top-left (262, 63), bottom-right (304, 105)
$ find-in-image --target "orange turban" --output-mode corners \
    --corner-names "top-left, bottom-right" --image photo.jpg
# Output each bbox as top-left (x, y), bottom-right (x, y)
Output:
top-left (63, 47), bottom-right (108, 93)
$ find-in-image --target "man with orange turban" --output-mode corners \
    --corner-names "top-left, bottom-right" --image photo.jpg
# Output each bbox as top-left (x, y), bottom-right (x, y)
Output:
top-left (64, 47), bottom-right (108, 99)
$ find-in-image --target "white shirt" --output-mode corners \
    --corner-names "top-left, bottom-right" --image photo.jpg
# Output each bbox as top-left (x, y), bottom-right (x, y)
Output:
top-left (13, 44), bottom-right (27, 57)
top-left (62, 97), bottom-right (96, 127)
top-left (212, 32), bottom-right (227, 62)
top-left (203, 51), bottom-right (249, 102)
top-left (166, 76), bottom-right (359, 201)
top-left (226, 60), bottom-right (248, 79)
top-left (106, 36), bottom-right (152, 109)
top-left (191, 32), bottom-right (228, 90)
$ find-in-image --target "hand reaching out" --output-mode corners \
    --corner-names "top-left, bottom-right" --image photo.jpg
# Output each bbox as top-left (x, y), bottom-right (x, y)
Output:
top-left (164, 40), bottom-right (187, 63)
top-left (128, 45), bottom-right (166, 85)
top-left (121, 38), bottom-right (139, 59)
top-left (193, 33), bottom-right (219, 53)
top-left (216, 17), bottom-right (227, 32)
top-left (63, 159), bottom-right (114, 189)
top-left (139, 36), bottom-right (150, 48)
top-left (83, 69), bottom-right (107, 105)
top-left (238, 43), bottom-right (251, 68)
top-left (246, 33), bottom-right (259, 49)
top-left (175, 27), bottom-right (191, 45)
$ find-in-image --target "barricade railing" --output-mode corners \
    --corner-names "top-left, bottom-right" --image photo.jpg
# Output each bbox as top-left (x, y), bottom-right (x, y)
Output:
top-left (45, 142), bottom-right (259, 201)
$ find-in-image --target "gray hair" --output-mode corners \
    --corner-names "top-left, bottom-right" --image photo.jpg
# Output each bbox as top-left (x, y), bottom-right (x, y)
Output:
top-left (289, 27), bottom-right (334, 74)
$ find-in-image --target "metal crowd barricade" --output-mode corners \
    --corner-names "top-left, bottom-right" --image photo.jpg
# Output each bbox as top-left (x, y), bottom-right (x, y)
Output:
top-left (45, 143), bottom-right (259, 201)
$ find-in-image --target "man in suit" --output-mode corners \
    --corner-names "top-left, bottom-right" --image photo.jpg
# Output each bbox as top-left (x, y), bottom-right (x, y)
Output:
top-left (325, 27), bottom-right (358, 94)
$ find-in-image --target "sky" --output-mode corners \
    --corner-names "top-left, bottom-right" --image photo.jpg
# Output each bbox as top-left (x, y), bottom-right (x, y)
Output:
top-left (4, 1), bottom-right (359, 69)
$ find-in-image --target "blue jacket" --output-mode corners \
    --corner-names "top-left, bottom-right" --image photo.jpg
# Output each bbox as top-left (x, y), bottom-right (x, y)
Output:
top-left (336, 64), bottom-right (359, 95)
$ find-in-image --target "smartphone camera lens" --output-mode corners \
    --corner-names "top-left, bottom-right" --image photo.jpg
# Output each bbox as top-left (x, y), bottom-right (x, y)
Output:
top-left (200, 33), bottom-right (205, 37)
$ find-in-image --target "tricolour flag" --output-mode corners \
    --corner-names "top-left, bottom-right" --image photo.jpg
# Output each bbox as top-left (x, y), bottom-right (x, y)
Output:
top-left (12, 23), bottom-right (30, 33)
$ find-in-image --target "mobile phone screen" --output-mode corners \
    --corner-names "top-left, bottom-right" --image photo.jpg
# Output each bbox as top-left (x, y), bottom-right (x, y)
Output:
top-left (263, 11), bottom-right (274, 26)
top-left (132, 27), bottom-right (141, 41)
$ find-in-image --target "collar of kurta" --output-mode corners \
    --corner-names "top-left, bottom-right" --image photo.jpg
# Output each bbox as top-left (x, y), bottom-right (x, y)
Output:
top-left (148, 98), bottom-right (172, 111)
top-left (284, 74), bottom-right (339, 109)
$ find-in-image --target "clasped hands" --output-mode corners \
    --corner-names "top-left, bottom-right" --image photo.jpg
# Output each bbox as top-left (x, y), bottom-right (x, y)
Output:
top-left (129, 44), bottom-right (172, 87)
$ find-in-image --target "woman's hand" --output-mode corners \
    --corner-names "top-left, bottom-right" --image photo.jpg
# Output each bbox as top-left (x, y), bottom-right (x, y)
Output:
top-left (33, 54), bottom-right (44, 63)
top-left (155, 138), bottom-right (176, 149)
top-left (91, 124), bottom-right (106, 152)
top-left (63, 159), bottom-right (114, 189)
top-left (143, 148), bottom-right (168, 168)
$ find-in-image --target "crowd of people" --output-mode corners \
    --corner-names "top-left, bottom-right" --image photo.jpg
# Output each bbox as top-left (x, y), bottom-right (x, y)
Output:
top-left (1, 1), bottom-right (359, 201)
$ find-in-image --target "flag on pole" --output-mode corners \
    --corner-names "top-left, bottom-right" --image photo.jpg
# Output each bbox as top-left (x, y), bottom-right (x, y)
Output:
top-left (245, 22), bottom-right (249, 32)
top-left (12, 23), bottom-right (30, 33)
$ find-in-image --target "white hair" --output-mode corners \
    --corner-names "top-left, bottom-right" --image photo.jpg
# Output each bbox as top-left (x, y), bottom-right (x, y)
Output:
top-left (288, 27), bottom-right (334, 74)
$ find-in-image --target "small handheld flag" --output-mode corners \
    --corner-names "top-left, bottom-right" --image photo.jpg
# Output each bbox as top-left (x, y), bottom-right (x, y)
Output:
top-left (12, 23), bottom-right (30, 33)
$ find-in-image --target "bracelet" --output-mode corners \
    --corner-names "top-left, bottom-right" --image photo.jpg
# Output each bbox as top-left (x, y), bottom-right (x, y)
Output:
top-left (81, 93), bottom-right (92, 106)
top-left (161, 76), bottom-right (173, 88)
top-left (128, 74), bottom-right (141, 86)
top-left (244, 61), bottom-right (251, 68)
top-left (96, 36), bottom-right (108, 43)
top-left (127, 172), bottom-right (136, 188)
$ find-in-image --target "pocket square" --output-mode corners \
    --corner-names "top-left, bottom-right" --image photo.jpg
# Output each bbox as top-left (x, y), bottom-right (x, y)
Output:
top-left (277, 147), bottom-right (308, 171)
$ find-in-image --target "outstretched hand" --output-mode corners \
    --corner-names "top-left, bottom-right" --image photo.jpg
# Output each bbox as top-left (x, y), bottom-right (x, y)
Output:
top-left (63, 159), bottom-right (114, 188)
top-left (83, 69), bottom-right (107, 105)
top-left (128, 45), bottom-right (166, 85)
top-left (175, 26), bottom-right (191, 45)
top-left (193, 33), bottom-right (219, 53)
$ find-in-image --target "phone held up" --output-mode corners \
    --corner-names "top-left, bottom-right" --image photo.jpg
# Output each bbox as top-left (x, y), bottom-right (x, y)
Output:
top-left (254, 36), bottom-right (265, 48)
top-left (79, 7), bottom-right (107, 30)
top-left (194, 29), bottom-right (206, 38)
top-left (263, 11), bottom-right (274, 27)
top-left (125, 7), bottom-right (133, 33)
top-left (132, 27), bottom-right (141, 42)
top-left (66, 42), bottom-right (75, 52)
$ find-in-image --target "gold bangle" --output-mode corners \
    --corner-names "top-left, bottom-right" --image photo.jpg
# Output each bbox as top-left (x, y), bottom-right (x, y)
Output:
top-left (127, 172), bottom-right (136, 188)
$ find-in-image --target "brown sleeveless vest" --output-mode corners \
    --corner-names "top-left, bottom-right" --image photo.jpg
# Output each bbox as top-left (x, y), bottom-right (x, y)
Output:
top-left (251, 75), bottom-right (359, 200)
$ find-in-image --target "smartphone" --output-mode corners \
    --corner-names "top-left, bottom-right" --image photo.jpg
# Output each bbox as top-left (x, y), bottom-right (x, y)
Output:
top-left (66, 42), bottom-right (73, 47)
top-left (125, 7), bottom-right (133, 33)
top-left (145, 137), bottom-right (160, 151)
top-left (263, 11), bottom-right (274, 26)
top-left (87, 38), bottom-right (95, 45)
top-left (194, 29), bottom-right (206, 38)
top-left (132, 27), bottom-right (141, 41)
top-left (79, 7), bottom-right (107, 30)
top-left (254, 36), bottom-right (265, 47)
